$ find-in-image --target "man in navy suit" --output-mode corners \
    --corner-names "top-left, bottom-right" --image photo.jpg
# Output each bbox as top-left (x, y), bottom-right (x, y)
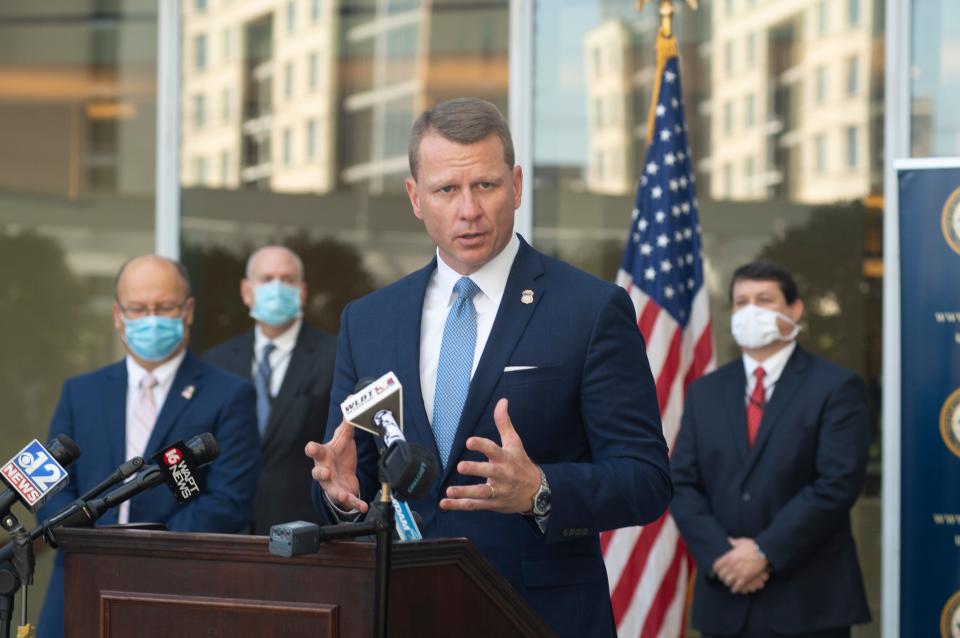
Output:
top-left (204, 245), bottom-right (337, 534)
top-left (671, 261), bottom-right (871, 638)
top-left (37, 255), bottom-right (260, 638)
top-left (305, 97), bottom-right (672, 637)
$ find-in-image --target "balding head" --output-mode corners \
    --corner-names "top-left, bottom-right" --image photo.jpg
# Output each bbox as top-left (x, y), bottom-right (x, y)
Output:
top-left (114, 255), bottom-right (192, 301)
top-left (245, 245), bottom-right (304, 282)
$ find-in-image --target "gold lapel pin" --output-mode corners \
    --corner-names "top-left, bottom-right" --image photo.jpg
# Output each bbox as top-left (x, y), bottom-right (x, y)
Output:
top-left (181, 385), bottom-right (195, 400)
top-left (521, 289), bottom-right (534, 305)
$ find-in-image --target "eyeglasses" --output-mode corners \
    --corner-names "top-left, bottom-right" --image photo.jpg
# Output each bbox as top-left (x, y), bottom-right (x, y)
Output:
top-left (117, 300), bottom-right (189, 320)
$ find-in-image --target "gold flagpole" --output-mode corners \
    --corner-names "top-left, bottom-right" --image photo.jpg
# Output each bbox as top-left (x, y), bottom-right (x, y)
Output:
top-left (639, 0), bottom-right (698, 141)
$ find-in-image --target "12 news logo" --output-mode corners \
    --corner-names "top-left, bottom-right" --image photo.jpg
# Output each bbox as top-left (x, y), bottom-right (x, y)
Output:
top-left (0, 440), bottom-right (68, 510)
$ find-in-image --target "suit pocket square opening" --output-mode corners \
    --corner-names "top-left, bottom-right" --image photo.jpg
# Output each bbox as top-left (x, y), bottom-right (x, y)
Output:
top-left (504, 366), bottom-right (538, 372)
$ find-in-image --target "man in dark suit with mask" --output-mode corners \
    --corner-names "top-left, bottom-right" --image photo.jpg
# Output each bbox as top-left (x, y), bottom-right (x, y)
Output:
top-left (204, 245), bottom-right (337, 534)
top-left (671, 261), bottom-right (871, 638)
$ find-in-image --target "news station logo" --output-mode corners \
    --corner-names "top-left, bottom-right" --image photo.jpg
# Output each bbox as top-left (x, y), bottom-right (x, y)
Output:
top-left (0, 440), bottom-right (69, 510)
top-left (939, 389), bottom-right (960, 459)
top-left (153, 442), bottom-right (202, 504)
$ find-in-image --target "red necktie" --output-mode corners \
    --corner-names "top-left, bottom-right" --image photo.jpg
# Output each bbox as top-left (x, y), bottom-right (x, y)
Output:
top-left (746, 367), bottom-right (766, 447)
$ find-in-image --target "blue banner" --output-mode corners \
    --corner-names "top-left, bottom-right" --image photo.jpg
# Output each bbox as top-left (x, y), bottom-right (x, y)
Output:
top-left (899, 165), bottom-right (960, 637)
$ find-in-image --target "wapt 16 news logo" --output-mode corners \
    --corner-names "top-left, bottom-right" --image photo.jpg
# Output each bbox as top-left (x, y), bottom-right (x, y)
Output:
top-left (0, 440), bottom-right (69, 510)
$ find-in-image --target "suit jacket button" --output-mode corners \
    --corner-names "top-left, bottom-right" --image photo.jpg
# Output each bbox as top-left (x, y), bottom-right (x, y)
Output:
top-left (741, 492), bottom-right (751, 502)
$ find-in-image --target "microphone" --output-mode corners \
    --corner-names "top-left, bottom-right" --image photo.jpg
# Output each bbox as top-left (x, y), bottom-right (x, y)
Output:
top-left (47, 434), bottom-right (219, 530)
top-left (0, 434), bottom-right (80, 515)
top-left (77, 457), bottom-right (145, 502)
top-left (343, 375), bottom-right (439, 501)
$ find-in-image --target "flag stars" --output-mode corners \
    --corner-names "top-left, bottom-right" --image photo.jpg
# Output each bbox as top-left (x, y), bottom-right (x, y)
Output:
top-left (651, 186), bottom-right (663, 199)
top-left (674, 230), bottom-right (683, 242)
top-left (664, 153), bottom-right (676, 166)
top-left (632, 232), bottom-right (640, 243)
top-left (646, 162), bottom-right (659, 175)
top-left (664, 286), bottom-right (675, 299)
top-left (644, 267), bottom-right (656, 281)
top-left (640, 243), bottom-right (653, 256)
top-left (679, 176), bottom-right (689, 188)
top-left (660, 129), bottom-right (672, 142)
top-left (656, 104), bottom-right (666, 117)
top-left (655, 210), bottom-right (666, 223)
top-left (686, 254), bottom-right (694, 265)
top-left (656, 234), bottom-right (670, 247)
top-left (688, 277), bottom-right (696, 289)
top-left (681, 202), bottom-right (691, 214)
top-left (683, 228), bottom-right (693, 239)
top-left (632, 208), bottom-right (640, 220)
top-left (674, 125), bottom-right (682, 135)
top-left (669, 179), bottom-right (679, 192)
top-left (641, 175), bottom-right (648, 186)
top-left (661, 260), bottom-right (672, 273)
top-left (638, 219), bottom-right (650, 232)
top-left (665, 70), bottom-right (676, 83)
top-left (671, 97), bottom-right (679, 109)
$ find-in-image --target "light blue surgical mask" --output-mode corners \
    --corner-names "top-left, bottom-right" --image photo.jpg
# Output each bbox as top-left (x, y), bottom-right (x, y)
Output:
top-left (251, 280), bottom-right (302, 326)
top-left (123, 316), bottom-right (184, 362)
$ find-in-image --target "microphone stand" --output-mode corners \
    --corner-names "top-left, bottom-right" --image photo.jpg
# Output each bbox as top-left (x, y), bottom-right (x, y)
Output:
top-left (371, 480), bottom-right (394, 638)
top-left (0, 512), bottom-right (35, 638)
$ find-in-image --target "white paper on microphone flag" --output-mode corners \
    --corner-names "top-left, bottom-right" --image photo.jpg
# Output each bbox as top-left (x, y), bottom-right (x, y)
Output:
top-left (340, 371), bottom-right (404, 437)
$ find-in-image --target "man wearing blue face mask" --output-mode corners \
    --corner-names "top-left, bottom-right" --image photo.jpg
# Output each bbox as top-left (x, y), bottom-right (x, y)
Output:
top-left (36, 255), bottom-right (261, 638)
top-left (671, 260), bottom-right (871, 638)
top-left (204, 246), bottom-right (337, 534)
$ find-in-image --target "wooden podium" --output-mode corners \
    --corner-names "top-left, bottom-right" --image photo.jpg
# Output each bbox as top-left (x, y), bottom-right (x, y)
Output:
top-left (56, 528), bottom-right (553, 637)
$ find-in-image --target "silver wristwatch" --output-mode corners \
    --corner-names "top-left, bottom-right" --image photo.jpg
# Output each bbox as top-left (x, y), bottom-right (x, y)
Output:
top-left (531, 466), bottom-right (551, 517)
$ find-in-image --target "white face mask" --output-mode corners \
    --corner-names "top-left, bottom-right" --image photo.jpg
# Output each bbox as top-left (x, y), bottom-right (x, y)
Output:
top-left (730, 304), bottom-right (799, 349)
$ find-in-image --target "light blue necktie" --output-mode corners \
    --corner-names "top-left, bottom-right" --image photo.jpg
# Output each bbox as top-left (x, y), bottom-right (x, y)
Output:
top-left (254, 342), bottom-right (276, 436)
top-left (432, 276), bottom-right (481, 469)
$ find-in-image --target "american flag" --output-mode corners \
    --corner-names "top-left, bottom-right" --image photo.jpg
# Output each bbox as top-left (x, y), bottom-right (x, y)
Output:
top-left (602, 34), bottom-right (715, 638)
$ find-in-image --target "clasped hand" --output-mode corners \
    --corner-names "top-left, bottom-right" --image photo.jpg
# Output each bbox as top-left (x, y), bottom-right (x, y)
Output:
top-left (305, 398), bottom-right (541, 515)
top-left (712, 537), bottom-right (770, 595)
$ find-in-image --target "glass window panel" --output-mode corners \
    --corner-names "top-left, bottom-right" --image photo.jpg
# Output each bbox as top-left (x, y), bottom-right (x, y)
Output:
top-left (179, 0), bottom-right (508, 351)
top-left (532, 3), bottom-right (884, 634)
top-left (0, 1), bottom-right (156, 623)
top-left (195, 33), bottom-right (207, 71)
top-left (910, 0), bottom-right (960, 157)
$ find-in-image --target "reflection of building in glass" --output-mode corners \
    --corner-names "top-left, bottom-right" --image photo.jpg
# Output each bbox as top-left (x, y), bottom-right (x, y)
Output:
top-left (583, 20), bottom-right (635, 195)
top-left (338, 1), bottom-right (508, 194)
top-left (181, 0), bottom-right (339, 192)
top-left (582, 8), bottom-right (710, 197)
top-left (182, 1), bottom-right (508, 195)
top-left (709, 0), bottom-right (878, 203)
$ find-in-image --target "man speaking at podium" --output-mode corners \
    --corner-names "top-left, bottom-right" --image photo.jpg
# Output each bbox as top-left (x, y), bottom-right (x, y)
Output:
top-left (306, 98), bottom-right (672, 636)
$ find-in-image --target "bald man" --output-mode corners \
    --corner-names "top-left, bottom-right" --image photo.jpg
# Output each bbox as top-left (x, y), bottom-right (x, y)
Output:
top-left (204, 246), bottom-right (337, 534)
top-left (37, 255), bottom-right (261, 638)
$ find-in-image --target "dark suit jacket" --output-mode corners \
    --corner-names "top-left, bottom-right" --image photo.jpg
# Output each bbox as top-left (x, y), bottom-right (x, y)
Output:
top-left (36, 351), bottom-right (260, 638)
top-left (314, 237), bottom-right (672, 637)
top-left (204, 322), bottom-right (337, 534)
top-left (671, 346), bottom-right (871, 636)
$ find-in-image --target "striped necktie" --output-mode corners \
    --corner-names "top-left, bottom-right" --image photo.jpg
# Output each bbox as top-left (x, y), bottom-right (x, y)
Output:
top-left (255, 343), bottom-right (276, 436)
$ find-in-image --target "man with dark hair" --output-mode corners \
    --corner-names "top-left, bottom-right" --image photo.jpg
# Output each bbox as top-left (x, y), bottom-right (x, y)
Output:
top-left (305, 97), bottom-right (672, 637)
top-left (204, 245), bottom-right (337, 534)
top-left (671, 260), bottom-right (871, 637)
top-left (37, 255), bottom-right (260, 638)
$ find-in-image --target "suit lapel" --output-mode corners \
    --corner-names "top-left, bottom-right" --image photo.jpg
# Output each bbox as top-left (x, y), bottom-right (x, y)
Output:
top-left (146, 352), bottom-right (203, 454)
top-left (744, 347), bottom-right (808, 477)
top-left (103, 361), bottom-right (128, 467)
top-left (440, 239), bottom-right (544, 485)
top-left (724, 363), bottom-right (750, 466)
top-left (264, 325), bottom-right (314, 444)
top-left (225, 331), bottom-right (255, 378)
top-left (395, 262), bottom-right (439, 456)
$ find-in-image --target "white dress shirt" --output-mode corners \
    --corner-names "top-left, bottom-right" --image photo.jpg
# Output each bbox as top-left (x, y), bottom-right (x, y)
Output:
top-left (419, 234), bottom-right (520, 424)
top-left (125, 350), bottom-right (185, 460)
top-left (742, 340), bottom-right (797, 404)
top-left (252, 317), bottom-right (301, 397)
top-left (121, 350), bottom-right (185, 524)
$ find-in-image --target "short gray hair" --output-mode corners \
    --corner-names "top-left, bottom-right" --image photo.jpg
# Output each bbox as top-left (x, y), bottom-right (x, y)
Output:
top-left (245, 245), bottom-right (304, 281)
top-left (408, 97), bottom-right (515, 179)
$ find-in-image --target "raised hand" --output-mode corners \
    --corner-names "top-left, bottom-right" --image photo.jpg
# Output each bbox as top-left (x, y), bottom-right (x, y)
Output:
top-left (305, 420), bottom-right (366, 513)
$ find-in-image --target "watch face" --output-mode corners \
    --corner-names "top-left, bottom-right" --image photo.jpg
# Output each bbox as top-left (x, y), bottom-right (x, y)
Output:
top-left (534, 490), bottom-right (551, 515)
